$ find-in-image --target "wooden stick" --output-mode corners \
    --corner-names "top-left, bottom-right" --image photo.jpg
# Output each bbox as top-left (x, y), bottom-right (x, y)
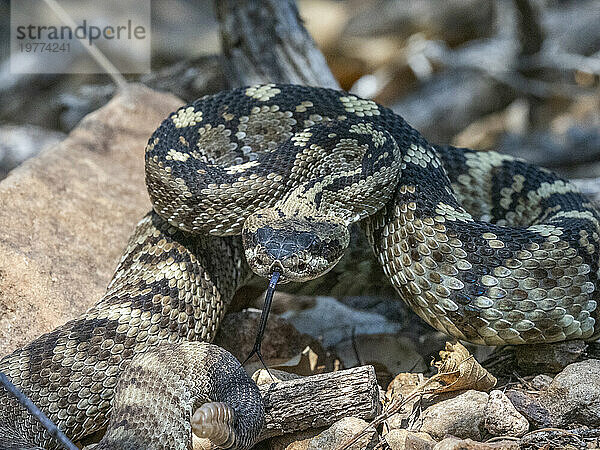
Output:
top-left (215, 0), bottom-right (340, 89)
top-left (257, 365), bottom-right (381, 441)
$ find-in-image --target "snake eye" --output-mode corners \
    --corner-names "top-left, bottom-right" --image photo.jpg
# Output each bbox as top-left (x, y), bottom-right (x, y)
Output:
top-left (297, 262), bottom-right (307, 272)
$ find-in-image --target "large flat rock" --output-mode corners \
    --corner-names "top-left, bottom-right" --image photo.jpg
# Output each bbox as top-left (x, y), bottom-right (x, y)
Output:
top-left (0, 84), bottom-right (182, 356)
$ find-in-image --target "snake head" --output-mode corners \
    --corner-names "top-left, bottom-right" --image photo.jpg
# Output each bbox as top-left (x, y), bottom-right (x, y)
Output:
top-left (242, 208), bottom-right (350, 283)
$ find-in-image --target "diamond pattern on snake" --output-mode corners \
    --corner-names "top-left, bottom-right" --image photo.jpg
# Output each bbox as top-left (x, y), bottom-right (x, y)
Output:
top-left (1, 84), bottom-right (598, 449)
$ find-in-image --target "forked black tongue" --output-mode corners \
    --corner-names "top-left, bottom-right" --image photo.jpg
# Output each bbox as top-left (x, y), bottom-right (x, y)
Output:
top-left (242, 271), bottom-right (280, 381)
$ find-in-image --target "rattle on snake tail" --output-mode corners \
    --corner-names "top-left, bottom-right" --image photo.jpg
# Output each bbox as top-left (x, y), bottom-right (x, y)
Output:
top-left (1, 84), bottom-right (599, 449)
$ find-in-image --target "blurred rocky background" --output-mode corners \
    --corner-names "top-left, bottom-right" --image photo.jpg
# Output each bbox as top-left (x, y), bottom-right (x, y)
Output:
top-left (1, 0), bottom-right (598, 180)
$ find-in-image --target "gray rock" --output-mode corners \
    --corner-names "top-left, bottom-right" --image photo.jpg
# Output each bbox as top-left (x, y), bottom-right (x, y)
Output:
top-left (540, 359), bottom-right (600, 427)
top-left (0, 84), bottom-right (182, 356)
top-left (530, 374), bottom-right (553, 391)
top-left (433, 437), bottom-right (519, 449)
top-left (384, 429), bottom-right (434, 450)
top-left (307, 417), bottom-right (377, 450)
top-left (504, 389), bottom-right (552, 429)
top-left (514, 340), bottom-right (586, 374)
top-left (519, 427), bottom-right (600, 450)
top-left (484, 390), bottom-right (529, 437)
top-left (419, 390), bottom-right (489, 441)
top-left (281, 296), bottom-right (401, 347)
top-left (267, 428), bottom-right (321, 450)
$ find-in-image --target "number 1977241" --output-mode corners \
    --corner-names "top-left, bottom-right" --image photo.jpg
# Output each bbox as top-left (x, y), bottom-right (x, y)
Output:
top-left (19, 42), bottom-right (71, 53)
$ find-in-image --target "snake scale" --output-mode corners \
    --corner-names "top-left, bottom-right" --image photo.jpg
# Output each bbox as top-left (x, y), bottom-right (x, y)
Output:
top-left (1, 84), bottom-right (599, 449)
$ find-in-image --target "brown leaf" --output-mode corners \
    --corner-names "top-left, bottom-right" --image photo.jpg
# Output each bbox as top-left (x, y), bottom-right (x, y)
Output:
top-left (336, 342), bottom-right (496, 450)
top-left (431, 341), bottom-right (497, 392)
top-left (271, 346), bottom-right (321, 376)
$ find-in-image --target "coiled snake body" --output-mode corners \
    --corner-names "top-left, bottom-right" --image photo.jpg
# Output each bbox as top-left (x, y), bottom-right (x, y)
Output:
top-left (1, 84), bottom-right (599, 448)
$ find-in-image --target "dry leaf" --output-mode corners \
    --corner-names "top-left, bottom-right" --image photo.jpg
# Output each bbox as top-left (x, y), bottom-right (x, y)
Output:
top-left (336, 341), bottom-right (496, 450)
top-left (431, 341), bottom-right (496, 392)
top-left (271, 346), bottom-right (321, 376)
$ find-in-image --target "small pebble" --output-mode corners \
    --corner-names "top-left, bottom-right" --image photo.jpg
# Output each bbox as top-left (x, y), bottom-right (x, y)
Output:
top-left (540, 359), bottom-right (600, 427)
top-left (384, 429), bottom-right (434, 450)
top-left (530, 374), bottom-right (553, 391)
top-left (433, 437), bottom-right (519, 449)
top-left (420, 390), bottom-right (489, 441)
top-left (484, 390), bottom-right (529, 437)
top-left (307, 417), bottom-right (377, 450)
